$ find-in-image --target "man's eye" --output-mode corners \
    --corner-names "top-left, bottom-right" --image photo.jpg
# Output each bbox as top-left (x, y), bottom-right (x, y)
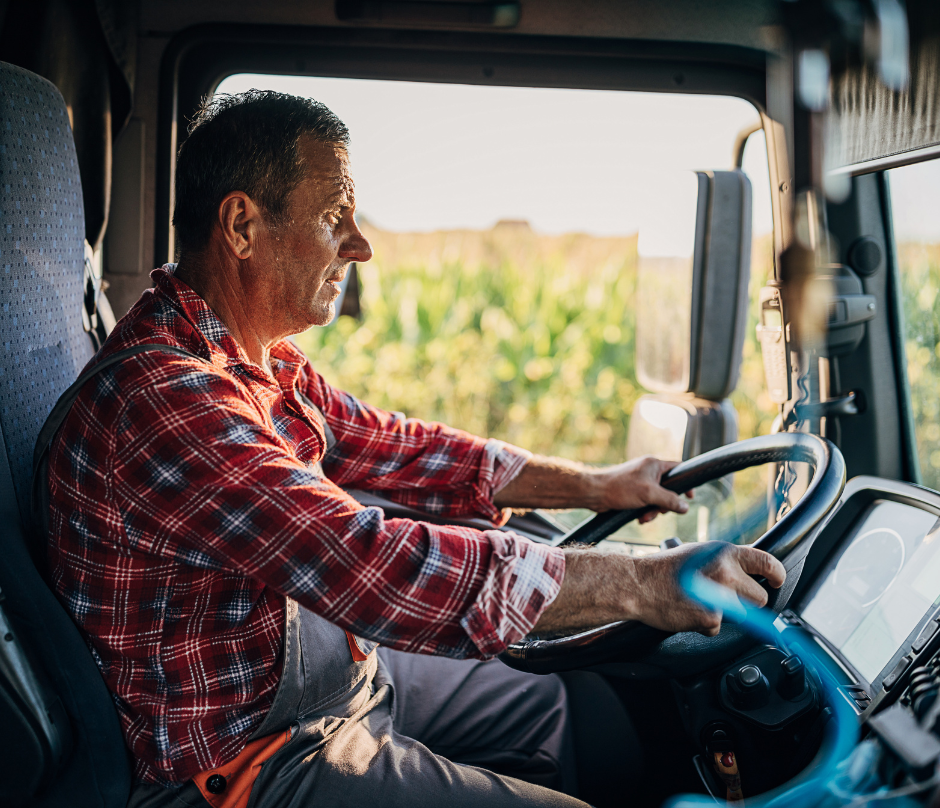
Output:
top-left (326, 211), bottom-right (341, 226)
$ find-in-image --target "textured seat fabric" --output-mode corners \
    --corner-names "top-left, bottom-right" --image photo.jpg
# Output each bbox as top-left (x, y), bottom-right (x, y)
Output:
top-left (0, 61), bottom-right (130, 808)
top-left (0, 64), bottom-right (94, 507)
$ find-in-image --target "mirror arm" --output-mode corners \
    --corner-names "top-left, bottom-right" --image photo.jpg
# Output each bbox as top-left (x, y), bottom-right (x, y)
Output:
top-left (732, 120), bottom-right (763, 169)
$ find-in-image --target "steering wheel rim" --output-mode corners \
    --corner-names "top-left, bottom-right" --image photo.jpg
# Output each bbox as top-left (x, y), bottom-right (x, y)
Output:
top-left (499, 432), bottom-right (846, 675)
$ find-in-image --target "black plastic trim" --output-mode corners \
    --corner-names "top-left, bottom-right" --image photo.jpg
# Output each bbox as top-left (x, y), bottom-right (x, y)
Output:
top-left (156, 22), bottom-right (767, 265)
top-left (878, 171), bottom-right (921, 484)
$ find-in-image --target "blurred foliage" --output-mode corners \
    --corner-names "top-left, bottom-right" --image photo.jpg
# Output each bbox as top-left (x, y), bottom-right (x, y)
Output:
top-left (897, 242), bottom-right (940, 491)
top-left (294, 226), bottom-right (940, 540)
top-left (296, 222), bottom-right (779, 467)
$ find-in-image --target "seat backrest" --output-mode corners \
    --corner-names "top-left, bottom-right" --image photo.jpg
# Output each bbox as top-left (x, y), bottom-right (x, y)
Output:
top-left (0, 62), bottom-right (130, 808)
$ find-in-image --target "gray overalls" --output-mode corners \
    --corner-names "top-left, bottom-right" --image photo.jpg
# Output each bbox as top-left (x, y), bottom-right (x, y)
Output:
top-left (37, 344), bottom-right (583, 808)
top-left (127, 594), bottom-right (584, 808)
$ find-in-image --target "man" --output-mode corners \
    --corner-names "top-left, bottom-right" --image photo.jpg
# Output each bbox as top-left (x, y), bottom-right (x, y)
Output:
top-left (47, 91), bottom-right (784, 808)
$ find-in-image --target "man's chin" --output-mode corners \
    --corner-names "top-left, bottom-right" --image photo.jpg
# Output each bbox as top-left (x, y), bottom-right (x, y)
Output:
top-left (309, 302), bottom-right (336, 328)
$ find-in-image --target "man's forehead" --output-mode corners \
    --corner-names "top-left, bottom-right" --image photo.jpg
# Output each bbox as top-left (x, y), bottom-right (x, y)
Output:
top-left (299, 137), bottom-right (354, 197)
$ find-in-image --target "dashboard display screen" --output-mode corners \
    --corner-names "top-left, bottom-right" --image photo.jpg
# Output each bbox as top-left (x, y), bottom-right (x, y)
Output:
top-left (800, 501), bottom-right (940, 682)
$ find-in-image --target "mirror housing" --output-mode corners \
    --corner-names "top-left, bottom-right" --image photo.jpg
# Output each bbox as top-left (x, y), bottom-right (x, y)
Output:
top-left (635, 170), bottom-right (752, 400)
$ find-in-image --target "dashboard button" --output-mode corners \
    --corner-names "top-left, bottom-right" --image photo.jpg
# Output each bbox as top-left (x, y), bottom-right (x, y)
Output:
top-left (883, 657), bottom-right (913, 691)
top-left (912, 623), bottom-right (938, 654)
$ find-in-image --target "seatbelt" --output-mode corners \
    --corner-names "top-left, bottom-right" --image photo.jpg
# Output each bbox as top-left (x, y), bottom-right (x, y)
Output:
top-left (31, 344), bottom-right (202, 553)
top-left (81, 241), bottom-right (111, 352)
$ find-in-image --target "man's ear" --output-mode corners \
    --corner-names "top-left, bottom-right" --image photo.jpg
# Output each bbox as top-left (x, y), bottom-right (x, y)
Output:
top-left (217, 192), bottom-right (263, 260)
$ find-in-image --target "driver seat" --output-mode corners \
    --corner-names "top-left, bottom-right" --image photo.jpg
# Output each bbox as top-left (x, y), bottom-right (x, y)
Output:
top-left (0, 62), bottom-right (130, 807)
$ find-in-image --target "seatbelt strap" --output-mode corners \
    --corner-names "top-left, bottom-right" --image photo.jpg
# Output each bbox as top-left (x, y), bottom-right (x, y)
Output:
top-left (30, 344), bottom-right (203, 554)
top-left (298, 391), bottom-right (337, 453)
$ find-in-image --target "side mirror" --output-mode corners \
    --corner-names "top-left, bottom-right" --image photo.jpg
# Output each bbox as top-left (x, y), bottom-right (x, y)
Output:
top-left (628, 170), bottom-right (752, 466)
top-left (635, 170), bottom-right (752, 400)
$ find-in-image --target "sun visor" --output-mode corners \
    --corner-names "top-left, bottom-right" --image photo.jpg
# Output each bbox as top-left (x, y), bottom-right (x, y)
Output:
top-left (635, 170), bottom-right (752, 400)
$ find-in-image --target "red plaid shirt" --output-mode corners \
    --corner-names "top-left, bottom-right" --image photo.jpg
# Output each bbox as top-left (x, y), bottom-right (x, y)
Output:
top-left (47, 266), bottom-right (565, 786)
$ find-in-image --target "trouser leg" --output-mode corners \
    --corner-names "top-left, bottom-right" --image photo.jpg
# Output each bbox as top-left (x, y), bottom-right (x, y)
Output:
top-left (377, 647), bottom-right (577, 795)
top-left (247, 678), bottom-right (589, 808)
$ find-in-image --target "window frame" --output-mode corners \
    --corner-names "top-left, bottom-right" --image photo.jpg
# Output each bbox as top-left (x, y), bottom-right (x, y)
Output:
top-left (156, 23), bottom-right (768, 266)
top-left (881, 155), bottom-right (940, 487)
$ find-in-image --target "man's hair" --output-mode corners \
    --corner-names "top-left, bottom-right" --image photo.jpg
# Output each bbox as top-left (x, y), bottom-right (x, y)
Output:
top-left (172, 90), bottom-right (350, 255)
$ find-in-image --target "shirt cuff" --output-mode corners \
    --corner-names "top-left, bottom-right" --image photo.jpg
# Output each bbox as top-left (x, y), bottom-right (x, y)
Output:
top-left (459, 532), bottom-right (565, 658)
top-left (471, 439), bottom-right (532, 526)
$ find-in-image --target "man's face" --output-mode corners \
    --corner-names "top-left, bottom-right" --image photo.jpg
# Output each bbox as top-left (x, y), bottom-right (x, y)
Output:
top-left (257, 137), bottom-right (372, 332)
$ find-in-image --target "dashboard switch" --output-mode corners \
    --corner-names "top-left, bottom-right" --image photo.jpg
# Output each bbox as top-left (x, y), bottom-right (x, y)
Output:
top-left (912, 623), bottom-right (938, 654)
top-left (738, 665), bottom-right (761, 687)
top-left (882, 656), bottom-right (913, 691)
top-left (778, 655), bottom-right (806, 700)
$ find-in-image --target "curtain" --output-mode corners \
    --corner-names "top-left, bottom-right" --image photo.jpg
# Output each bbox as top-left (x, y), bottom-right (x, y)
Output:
top-left (828, 6), bottom-right (940, 169)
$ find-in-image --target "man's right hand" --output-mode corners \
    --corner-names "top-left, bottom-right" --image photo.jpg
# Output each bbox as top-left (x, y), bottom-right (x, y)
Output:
top-left (530, 542), bottom-right (785, 638)
top-left (627, 542), bottom-right (786, 636)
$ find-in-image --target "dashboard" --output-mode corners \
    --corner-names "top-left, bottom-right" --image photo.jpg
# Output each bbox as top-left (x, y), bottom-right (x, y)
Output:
top-left (783, 476), bottom-right (940, 712)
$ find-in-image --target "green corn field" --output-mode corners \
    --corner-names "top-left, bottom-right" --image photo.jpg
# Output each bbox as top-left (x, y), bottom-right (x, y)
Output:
top-left (295, 223), bottom-right (940, 542)
top-left (296, 221), bottom-right (778, 465)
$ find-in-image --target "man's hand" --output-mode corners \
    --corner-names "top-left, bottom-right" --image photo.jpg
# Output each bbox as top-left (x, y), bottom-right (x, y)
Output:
top-left (627, 542), bottom-right (786, 636)
top-left (531, 542), bottom-right (786, 637)
top-left (590, 456), bottom-right (692, 522)
top-left (493, 453), bottom-right (691, 519)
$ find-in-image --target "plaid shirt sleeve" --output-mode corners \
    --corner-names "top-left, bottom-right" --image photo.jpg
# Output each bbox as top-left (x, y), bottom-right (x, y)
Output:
top-left (113, 357), bottom-right (564, 659)
top-left (305, 366), bottom-right (532, 525)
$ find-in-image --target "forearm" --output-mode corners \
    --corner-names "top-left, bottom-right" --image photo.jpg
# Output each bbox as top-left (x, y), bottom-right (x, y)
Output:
top-left (493, 454), bottom-right (609, 511)
top-left (492, 452), bottom-right (692, 519)
top-left (532, 549), bottom-right (638, 632)
top-left (532, 542), bottom-right (787, 638)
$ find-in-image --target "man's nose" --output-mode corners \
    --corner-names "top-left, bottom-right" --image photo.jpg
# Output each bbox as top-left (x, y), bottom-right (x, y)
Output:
top-left (340, 227), bottom-right (373, 263)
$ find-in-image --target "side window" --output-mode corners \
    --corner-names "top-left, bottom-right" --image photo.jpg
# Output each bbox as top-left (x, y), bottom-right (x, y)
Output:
top-left (887, 160), bottom-right (940, 490)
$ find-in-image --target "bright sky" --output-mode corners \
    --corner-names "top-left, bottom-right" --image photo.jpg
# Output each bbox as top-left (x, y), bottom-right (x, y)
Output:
top-left (888, 158), bottom-right (940, 242)
top-left (216, 74), bottom-right (774, 239)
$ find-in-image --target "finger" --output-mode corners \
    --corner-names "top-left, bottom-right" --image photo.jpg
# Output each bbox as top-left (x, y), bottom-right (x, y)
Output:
top-left (685, 489), bottom-right (695, 500)
top-left (641, 507), bottom-right (668, 523)
top-left (695, 608), bottom-right (723, 637)
top-left (727, 568), bottom-right (769, 607)
top-left (736, 547), bottom-right (786, 589)
top-left (645, 484), bottom-right (689, 515)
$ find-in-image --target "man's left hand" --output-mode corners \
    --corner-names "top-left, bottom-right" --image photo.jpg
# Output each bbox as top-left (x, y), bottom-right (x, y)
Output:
top-left (493, 453), bottom-right (692, 520)
top-left (590, 455), bottom-right (693, 522)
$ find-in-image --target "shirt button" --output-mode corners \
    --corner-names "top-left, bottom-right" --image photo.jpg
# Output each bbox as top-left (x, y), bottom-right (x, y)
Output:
top-left (206, 774), bottom-right (227, 794)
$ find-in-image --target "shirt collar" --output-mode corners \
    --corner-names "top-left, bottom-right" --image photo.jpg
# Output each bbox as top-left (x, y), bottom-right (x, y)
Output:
top-left (150, 264), bottom-right (308, 381)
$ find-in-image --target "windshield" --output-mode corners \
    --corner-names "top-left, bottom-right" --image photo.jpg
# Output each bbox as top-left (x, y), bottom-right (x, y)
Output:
top-left (216, 74), bottom-right (776, 547)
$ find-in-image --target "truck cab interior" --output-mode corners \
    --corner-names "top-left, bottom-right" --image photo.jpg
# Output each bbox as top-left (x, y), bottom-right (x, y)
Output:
top-left (3, 1), bottom-right (940, 806)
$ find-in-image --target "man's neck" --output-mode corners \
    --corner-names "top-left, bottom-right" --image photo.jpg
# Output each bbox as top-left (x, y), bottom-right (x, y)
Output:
top-left (175, 253), bottom-right (277, 375)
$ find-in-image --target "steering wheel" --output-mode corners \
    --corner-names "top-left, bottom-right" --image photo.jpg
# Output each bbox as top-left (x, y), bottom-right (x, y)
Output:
top-left (499, 432), bottom-right (845, 677)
